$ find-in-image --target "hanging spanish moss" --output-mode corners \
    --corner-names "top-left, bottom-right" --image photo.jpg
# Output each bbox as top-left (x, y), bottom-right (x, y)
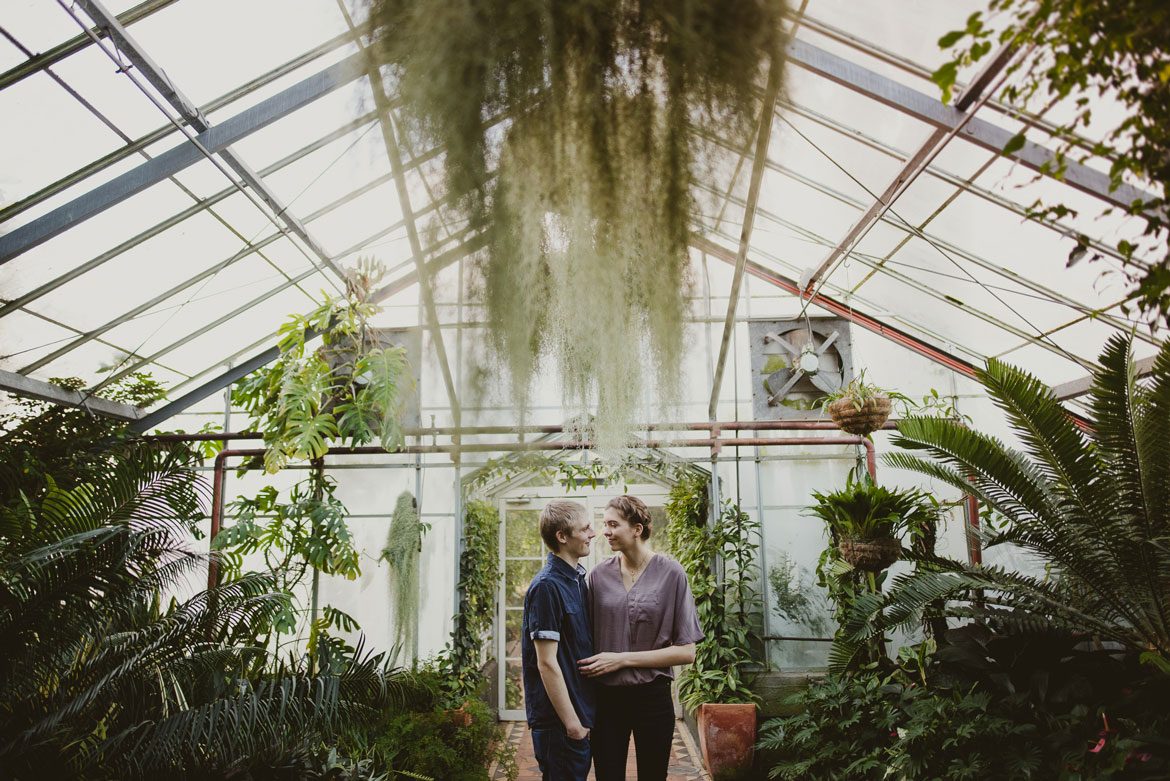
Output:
top-left (381, 491), bottom-right (424, 663)
top-left (371, 0), bottom-right (788, 445)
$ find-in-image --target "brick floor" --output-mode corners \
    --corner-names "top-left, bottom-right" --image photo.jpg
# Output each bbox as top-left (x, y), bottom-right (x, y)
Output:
top-left (491, 719), bottom-right (710, 781)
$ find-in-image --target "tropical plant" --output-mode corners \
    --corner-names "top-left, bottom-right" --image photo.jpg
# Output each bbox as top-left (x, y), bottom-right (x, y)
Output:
top-left (382, 491), bottom-right (427, 663)
top-left (225, 259), bottom-right (410, 650)
top-left (369, 0), bottom-right (788, 445)
top-left (231, 257), bottom-right (410, 474)
top-left (757, 671), bottom-right (897, 781)
top-left (666, 474), bottom-right (762, 710)
top-left (933, 1), bottom-right (1170, 326)
top-left (806, 477), bottom-right (936, 543)
top-left (0, 444), bottom-right (420, 779)
top-left (818, 370), bottom-right (901, 412)
top-left (833, 334), bottom-right (1170, 674)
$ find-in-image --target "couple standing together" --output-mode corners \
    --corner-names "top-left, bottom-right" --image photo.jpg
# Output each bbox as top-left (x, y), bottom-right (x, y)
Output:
top-left (520, 496), bottom-right (703, 781)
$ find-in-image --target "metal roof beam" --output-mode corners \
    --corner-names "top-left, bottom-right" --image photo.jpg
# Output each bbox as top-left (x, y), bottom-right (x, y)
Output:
top-left (0, 44), bottom-right (366, 266)
top-left (127, 232), bottom-right (486, 433)
top-left (0, 27), bottom-right (360, 226)
top-left (1052, 355), bottom-right (1158, 400)
top-left (786, 38), bottom-right (1157, 212)
top-left (802, 43), bottom-right (1017, 290)
top-left (0, 0), bottom-right (177, 91)
top-left (66, 0), bottom-right (345, 282)
top-left (0, 368), bottom-right (146, 420)
top-left (708, 54), bottom-right (784, 419)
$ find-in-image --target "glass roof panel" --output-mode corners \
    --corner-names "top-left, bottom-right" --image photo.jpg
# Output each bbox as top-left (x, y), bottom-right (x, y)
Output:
top-left (29, 207), bottom-right (255, 332)
top-left (923, 189), bottom-right (1133, 310)
top-left (226, 80), bottom-right (372, 174)
top-left (783, 66), bottom-right (936, 171)
top-left (100, 255), bottom-right (319, 360)
top-left (257, 122), bottom-right (391, 219)
top-left (1, 177), bottom-right (194, 301)
top-left (2, 1), bottom-right (84, 55)
top-left (47, 40), bottom-right (171, 140)
top-left (804, 0), bottom-right (985, 75)
top-left (0, 71), bottom-right (124, 205)
top-left (157, 287), bottom-right (320, 377)
top-left (0, 309), bottom-right (75, 373)
top-left (125, 0), bottom-right (351, 108)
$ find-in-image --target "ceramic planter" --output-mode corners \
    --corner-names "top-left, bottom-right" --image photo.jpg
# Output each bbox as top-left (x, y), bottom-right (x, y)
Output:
top-left (697, 702), bottom-right (756, 778)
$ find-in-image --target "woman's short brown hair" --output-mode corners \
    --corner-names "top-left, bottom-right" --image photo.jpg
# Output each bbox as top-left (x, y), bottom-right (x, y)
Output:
top-left (606, 495), bottom-right (652, 540)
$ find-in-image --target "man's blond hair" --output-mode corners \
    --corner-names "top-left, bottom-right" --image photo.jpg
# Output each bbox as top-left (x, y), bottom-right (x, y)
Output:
top-left (540, 500), bottom-right (587, 552)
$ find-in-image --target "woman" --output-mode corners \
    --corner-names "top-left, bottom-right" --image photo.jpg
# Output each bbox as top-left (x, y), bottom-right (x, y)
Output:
top-left (578, 495), bottom-right (703, 781)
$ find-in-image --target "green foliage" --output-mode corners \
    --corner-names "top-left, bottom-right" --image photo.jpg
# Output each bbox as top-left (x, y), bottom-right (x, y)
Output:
top-left (806, 475), bottom-right (936, 542)
top-left (761, 638), bottom-right (1170, 781)
top-left (758, 671), bottom-right (896, 780)
top-left (0, 445), bottom-right (421, 779)
top-left (435, 499), bottom-right (502, 701)
top-left (817, 369), bottom-right (906, 412)
top-left (231, 258), bottom-right (410, 474)
top-left (382, 492), bottom-right (427, 663)
top-left (0, 373), bottom-right (167, 513)
top-left (468, 450), bottom-right (690, 495)
top-left (665, 473), bottom-right (761, 710)
top-left (834, 334), bottom-right (1170, 673)
top-left (370, 0), bottom-right (788, 445)
top-left (344, 669), bottom-right (516, 781)
top-left (933, 1), bottom-right (1170, 325)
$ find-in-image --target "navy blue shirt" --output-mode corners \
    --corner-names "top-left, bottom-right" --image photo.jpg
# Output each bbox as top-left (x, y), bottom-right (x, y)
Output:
top-left (521, 553), bottom-right (596, 729)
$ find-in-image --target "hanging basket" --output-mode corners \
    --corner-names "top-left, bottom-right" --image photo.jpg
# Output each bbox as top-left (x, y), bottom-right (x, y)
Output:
top-left (839, 536), bottom-right (901, 571)
top-left (826, 396), bottom-right (892, 436)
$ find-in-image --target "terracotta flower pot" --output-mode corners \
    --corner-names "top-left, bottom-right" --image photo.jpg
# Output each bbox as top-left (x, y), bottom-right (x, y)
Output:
top-left (697, 702), bottom-right (756, 778)
top-left (826, 396), bottom-right (892, 436)
top-left (839, 536), bottom-right (901, 571)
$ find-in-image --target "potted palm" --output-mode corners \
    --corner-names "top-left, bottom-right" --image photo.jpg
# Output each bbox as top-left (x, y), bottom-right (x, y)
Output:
top-left (820, 371), bottom-right (900, 436)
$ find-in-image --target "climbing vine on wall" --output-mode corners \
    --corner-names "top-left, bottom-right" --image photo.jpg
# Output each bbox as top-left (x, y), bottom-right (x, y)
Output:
top-left (436, 499), bottom-right (502, 700)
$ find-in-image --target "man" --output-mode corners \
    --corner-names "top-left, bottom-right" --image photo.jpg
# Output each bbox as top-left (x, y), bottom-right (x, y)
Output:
top-left (521, 500), bottom-right (596, 781)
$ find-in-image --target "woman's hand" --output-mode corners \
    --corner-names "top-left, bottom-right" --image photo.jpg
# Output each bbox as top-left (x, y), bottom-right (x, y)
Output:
top-left (577, 652), bottom-right (628, 677)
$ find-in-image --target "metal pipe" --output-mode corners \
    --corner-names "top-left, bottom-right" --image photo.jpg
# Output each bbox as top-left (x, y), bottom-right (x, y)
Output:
top-left (204, 434), bottom-right (877, 586)
top-left (148, 419), bottom-right (901, 442)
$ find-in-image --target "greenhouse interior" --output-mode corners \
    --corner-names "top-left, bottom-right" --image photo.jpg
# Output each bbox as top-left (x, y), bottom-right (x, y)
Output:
top-left (2, 0), bottom-right (1169, 779)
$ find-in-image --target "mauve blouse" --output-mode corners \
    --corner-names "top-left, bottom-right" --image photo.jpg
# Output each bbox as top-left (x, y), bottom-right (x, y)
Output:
top-left (586, 553), bottom-right (704, 686)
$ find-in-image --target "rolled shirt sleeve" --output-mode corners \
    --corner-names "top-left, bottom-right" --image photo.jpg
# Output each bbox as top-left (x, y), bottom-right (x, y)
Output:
top-left (525, 579), bottom-right (563, 642)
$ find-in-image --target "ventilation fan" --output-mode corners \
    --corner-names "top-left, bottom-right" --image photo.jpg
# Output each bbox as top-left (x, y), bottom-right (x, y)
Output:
top-left (749, 319), bottom-right (853, 420)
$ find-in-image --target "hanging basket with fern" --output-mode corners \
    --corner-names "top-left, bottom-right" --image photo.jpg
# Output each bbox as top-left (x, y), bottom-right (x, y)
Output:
top-left (838, 536), bottom-right (901, 571)
top-left (827, 396), bottom-right (892, 436)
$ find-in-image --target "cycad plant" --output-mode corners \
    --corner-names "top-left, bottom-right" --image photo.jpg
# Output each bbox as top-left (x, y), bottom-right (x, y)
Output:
top-left (832, 334), bottom-right (1170, 673)
top-left (0, 444), bottom-right (419, 778)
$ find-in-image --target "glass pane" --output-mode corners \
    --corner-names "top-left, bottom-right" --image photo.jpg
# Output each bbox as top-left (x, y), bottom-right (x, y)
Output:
top-left (505, 660), bottom-right (525, 710)
top-left (504, 559), bottom-right (542, 608)
top-left (767, 638), bottom-right (832, 671)
top-left (505, 608), bottom-right (522, 658)
top-left (505, 509), bottom-right (543, 557)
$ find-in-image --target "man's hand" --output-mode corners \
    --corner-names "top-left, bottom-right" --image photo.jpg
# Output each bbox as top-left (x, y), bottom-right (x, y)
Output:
top-left (566, 722), bottom-right (591, 741)
top-left (578, 651), bottom-right (628, 677)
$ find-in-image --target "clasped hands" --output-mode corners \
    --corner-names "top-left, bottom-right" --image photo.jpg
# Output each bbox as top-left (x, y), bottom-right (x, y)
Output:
top-left (577, 651), bottom-right (628, 677)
